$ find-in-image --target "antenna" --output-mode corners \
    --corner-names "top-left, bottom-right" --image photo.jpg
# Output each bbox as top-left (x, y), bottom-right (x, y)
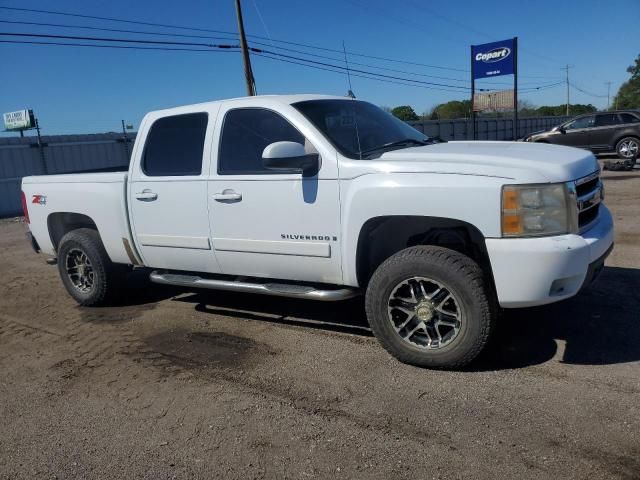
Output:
top-left (342, 40), bottom-right (361, 158)
top-left (342, 40), bottom-right (355, 98)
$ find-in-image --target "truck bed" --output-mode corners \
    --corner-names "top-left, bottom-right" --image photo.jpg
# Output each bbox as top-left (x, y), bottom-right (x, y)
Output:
top-left (21, 172), bottom-right (135, 264)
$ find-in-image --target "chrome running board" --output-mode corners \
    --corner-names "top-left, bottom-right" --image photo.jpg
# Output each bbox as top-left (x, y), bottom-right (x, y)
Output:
top-left (149, 271), bottom-right (359, 302)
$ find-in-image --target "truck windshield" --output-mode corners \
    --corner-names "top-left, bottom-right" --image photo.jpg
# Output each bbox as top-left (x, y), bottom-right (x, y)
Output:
top-left (292, 99), bottom-right (432, 159)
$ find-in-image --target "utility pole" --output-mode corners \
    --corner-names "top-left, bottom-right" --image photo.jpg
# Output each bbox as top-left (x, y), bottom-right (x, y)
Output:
top-left (234, 0), bottom-right (256, 96)
top-left (605, 81), bottom-right (612, 110)
top-left (563, 65), bottom-right (573, 116)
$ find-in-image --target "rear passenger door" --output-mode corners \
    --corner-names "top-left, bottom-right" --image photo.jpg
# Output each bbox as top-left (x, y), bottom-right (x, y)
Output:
top-left (128, 109), bottom-right (222, 273)
top-left (589, 113), bottom-right (620, 151)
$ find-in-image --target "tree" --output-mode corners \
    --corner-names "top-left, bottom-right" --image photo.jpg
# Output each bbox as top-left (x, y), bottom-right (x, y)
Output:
top-left (391, 105), bottom-right (419, 121)
top-left (517, 100), bottom-right (538, 117)
top-left (536, 104), bottom-right (596, 117)
top-left (612, 54), bottom-right (640, 110)
top-left (429, 100), bottom-right (472, 119)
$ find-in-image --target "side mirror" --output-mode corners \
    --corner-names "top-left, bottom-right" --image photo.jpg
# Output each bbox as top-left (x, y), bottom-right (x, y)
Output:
top-left (557, 126), bottom-right (566, 134)
top-left (262, 141), bottom-right (319, 176)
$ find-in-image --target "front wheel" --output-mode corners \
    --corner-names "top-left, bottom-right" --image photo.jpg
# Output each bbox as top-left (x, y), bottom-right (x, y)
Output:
top-left (365, 246), bottom-right (495, 369)
top-left (616, 136), bottom-right (639, 160)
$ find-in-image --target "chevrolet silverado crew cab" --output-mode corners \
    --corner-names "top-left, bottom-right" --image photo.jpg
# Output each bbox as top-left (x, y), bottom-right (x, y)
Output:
top-left (21, 95), bottom-right (614, 369)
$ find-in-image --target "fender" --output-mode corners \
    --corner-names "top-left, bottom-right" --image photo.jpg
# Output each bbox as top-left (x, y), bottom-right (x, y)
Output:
top-left (340, 172), bottom-right (505, 286)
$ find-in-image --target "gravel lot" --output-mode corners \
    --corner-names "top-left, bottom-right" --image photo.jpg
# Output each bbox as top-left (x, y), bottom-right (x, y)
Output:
top-left (1, 169), bottom-right (639, 480)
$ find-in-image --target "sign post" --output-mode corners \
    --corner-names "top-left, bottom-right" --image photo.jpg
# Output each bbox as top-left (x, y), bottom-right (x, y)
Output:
top-left (471, 37), bottom-right (518, 140)
top-left (3, 109), bottom-right (47, 173)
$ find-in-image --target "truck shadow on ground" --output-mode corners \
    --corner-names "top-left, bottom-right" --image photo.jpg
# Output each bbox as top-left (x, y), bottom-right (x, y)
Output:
top-left (473, 266), bottom-right (640, 370)
top-left (167, 266), bottom-right (640, 370)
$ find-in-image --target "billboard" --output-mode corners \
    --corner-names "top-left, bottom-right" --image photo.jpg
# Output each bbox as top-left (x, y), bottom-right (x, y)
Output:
top-left (473, 90), bottom-right (515, 111)
top-left (3, 110), bottom-right (34, 130)
top-left (472, 39), bottom-right (515, 79)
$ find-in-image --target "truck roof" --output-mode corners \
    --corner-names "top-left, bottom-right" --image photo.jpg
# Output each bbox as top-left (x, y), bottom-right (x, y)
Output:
top-left (148, 94), bottom-right (350, 116)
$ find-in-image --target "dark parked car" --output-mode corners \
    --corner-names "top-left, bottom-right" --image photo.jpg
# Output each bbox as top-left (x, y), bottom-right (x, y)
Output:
top-left (524, 111), bottom-right (640, 159)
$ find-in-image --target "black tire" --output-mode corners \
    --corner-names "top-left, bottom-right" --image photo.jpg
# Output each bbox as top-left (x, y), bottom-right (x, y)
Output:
top-left (365, 246), bottom-right (495, 369)
top-left (615, 136), bottom-right (639, 160)
top-left (57, 228), bottom-right (123, 306)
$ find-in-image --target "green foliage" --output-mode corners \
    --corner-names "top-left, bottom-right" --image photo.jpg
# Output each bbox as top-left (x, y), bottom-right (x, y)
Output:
top-left (536, 104), bottom-right (596, 116)
top-left (612, 54), bottom-right (640, 109)
top-left (391, 105), bottom-right (419, 121)
top-left (429, 100), bottom-right (472, 119)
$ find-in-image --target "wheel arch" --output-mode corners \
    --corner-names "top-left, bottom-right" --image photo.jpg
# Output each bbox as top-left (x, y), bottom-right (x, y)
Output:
top-left (355, 215), bottom-right (496, 293)
top-left (47, 212), bottom-right (100, 253)
top-left (614, 133), bottom-right (640, 148)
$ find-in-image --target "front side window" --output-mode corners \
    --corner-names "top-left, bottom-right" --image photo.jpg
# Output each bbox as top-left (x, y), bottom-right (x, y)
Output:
top-left (293, 100), bottom-right (430, 159)
top-left (218, 108), bottom-right (305, 174)
top-left (564, 116), bottom-right (595, 130)
top-left (594, 114), bottom-right (620, 127)
top-left (143, 112), bottom-right (208, 176)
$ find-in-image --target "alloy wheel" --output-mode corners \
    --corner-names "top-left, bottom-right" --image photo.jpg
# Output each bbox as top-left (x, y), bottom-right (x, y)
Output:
top-left (387, 276), bottom-right (462, 349)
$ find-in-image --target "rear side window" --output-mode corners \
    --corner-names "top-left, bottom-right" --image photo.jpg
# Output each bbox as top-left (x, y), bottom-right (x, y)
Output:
top-left (619, 113), bottom-right (640, 124)
top-left (143, 112), bottom-right (208, 176)
top-left (218, 108), bottom-right (305, 174)
top-left (594, 114), bottom-right (620, 127)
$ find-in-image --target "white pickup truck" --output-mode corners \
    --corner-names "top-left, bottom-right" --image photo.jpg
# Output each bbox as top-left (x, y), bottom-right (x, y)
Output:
top-left (21, 94), bottom-right (614, 368)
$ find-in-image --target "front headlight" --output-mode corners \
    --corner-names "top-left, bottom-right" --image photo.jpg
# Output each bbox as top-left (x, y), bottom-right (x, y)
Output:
top-left (501, 183), bottom-right (575, 237)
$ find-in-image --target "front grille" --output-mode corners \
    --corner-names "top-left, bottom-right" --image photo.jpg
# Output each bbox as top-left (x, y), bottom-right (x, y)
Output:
top-left (579, 203), bottom-right (599, 226)
top-left (575, 177), bottom-right (599, 197)
top-left (574, 171), bottom-right (602, 231)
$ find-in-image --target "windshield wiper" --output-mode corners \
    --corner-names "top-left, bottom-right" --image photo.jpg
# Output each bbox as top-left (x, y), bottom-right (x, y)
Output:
top-left (359, 138), bottom-right (429, 157)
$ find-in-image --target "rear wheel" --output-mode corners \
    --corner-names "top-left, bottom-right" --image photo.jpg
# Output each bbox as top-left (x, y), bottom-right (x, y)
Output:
top-left (57, 228), bottom-right (124, 306)
top-left (365, 246), bottom-right (495, 369)
top-left (616, 136), bottom-right (639, 160)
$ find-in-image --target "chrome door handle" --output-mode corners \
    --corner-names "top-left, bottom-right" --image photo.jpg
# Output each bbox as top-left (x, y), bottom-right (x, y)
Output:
top-left (135, 189), bottom-right (158, 201)
top-left (212, 190), bottom-right (242, 202)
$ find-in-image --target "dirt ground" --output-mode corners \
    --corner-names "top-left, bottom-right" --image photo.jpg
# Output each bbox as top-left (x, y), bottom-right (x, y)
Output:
top-left (1, 169), bottom-right (639, 480)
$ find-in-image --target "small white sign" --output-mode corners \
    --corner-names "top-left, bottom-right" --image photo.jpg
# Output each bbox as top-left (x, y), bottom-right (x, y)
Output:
top-left (3, 110), bottom-right (32, 130)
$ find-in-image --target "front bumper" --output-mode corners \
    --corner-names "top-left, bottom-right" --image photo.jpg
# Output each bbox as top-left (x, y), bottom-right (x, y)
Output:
top-left (486, 205), bottom-right (614, 308)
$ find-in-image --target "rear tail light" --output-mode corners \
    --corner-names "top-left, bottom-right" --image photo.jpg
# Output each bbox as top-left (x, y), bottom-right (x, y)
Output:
top-left (20, 191), bottom-right (30, 223)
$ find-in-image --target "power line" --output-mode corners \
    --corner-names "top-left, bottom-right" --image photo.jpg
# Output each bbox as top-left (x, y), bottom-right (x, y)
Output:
top-left (569, 82), bottom-right (608, 98)
top-left (0, 5), bottom-right (470, 73)
top-left (2, 33), bottom-right (567, 95)
top-left (251, 47), bottom-right (470, 90)
top-left (0, 30), bottom-right (472, 90)
top-left (0, 4), bottom-right (565, 81)
top-left (252, 53), bottom-right (468, 93)
top-left (0, 19), bottom-right (238, 42)
top-left (0, 39), bottom-right (239, 53)
top-left (1, 37), bottom-right (469, 93)
top-left (0, 6), bottom-right (236, 36)
top-left (0, 18), bottom-right (474, 82)
top-left (0, 31), bottom-right (237, 48)
top-left (1, 18), bottom-right (564, 89)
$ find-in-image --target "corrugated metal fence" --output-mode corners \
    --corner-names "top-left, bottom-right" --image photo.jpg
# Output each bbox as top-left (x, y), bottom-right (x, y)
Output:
top-left (0, 133), bottom-right (133, 217)
top-left (0, 115), bottom-right (569, 218)
top-left (409, 115), bottom-right (569, 141)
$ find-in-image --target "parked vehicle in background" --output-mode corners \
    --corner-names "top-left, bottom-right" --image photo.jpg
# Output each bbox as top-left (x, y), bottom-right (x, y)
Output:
top-left (21, 95), bottom-right (614, 369)
top-left (524, 111), bottom-right (640, 160)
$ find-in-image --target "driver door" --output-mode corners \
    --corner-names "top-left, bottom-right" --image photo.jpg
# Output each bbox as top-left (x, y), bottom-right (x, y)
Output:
top-left (555, 115), bottom-right (594, 149)
top-left (207, 104), bottom-right (342, 284)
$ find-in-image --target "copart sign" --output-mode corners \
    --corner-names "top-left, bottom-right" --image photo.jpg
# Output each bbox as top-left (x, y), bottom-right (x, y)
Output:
top-left (472, 39), bottom-right (515, 79)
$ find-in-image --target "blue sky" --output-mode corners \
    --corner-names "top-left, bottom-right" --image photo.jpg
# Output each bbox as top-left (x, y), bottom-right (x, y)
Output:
top-left (1, 0), bottom-right (638, 135)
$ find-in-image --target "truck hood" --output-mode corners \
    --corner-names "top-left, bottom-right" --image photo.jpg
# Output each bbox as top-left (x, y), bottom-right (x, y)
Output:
top-left (343, 141), bottom-right (599, 183)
